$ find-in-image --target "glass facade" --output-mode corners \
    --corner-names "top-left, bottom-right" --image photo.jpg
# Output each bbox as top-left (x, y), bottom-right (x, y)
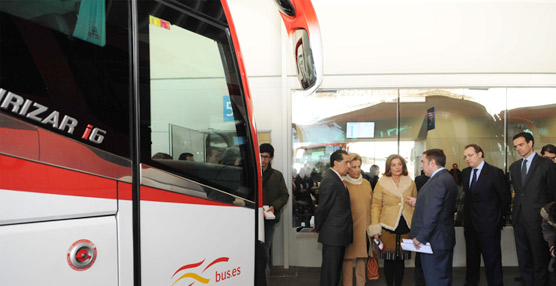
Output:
top-left (291, 88), bottom-right (556, 227)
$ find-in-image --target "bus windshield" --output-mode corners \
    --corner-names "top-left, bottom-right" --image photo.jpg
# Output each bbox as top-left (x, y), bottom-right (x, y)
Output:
top-left (0, 0), bottom-right (106, 46)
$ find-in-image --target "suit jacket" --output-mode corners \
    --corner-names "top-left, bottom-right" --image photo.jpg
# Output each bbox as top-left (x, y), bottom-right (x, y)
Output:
top-left (314, 169), bottom-right (353, 246)
top-left (410, 169), bottom-right (458, 251)
top-left (462, 162), bottom-right (510, 232)
top-left (510, 154), bottom-right (556, 225)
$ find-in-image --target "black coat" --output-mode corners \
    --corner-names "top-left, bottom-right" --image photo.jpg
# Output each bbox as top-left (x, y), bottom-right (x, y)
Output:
top-left (294, 175), bottom-right (314, 204)
top-left (314, 169), bottom-right (353, 246)
top-left (462, 161), bottom-right (510, 231)
top-left (262, 166), bottom-right (290, 222)
top-left (510, 154), bottom-right (556, 225)
top-left (541, 202), bottom-right (556, 249)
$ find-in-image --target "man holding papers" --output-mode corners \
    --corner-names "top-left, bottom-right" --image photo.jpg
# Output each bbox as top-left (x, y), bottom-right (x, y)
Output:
top-left (410, 149), bottom-right (458, 286)
top-left (260, 143), bottom-right (290, 284)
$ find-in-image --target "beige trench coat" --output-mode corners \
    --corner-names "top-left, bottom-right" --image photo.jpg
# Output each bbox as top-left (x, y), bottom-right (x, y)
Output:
top-left (344, 179), bottom-right (373, 259)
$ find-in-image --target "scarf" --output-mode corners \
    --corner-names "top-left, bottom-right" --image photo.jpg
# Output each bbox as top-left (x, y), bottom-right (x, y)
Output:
top-left (343, 173), bottom-right (362, 185)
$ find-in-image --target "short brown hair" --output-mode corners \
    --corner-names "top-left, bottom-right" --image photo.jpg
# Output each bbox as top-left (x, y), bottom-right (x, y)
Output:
top-left (423, 149), bottom-right (446, 167)
top-left (384, 154), bottom-right (408, 176)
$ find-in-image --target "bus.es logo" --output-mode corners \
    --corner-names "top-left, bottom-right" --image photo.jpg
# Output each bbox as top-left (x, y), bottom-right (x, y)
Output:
top-left (170, 257), bottom-right (241, 285)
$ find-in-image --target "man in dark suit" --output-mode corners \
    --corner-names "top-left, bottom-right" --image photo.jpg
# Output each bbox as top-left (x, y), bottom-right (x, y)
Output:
top-left (510, 132), bottom-right (556, 286)
top-left (411, 148), bottom-right (458, 286)
top-left (314, 149), bottom-right (353, 286)
top-left (461, 144), bottom-right (510, 286)
top-left (414, 170), bottom-right (429, 286)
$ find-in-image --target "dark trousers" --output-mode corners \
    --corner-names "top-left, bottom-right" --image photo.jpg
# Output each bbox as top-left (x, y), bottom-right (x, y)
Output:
top-left (384, 259), bottom-right (405, 286)
top-left (414, 252), bottom-right (426, 286)
top-left (264, 221), bottom-right (276, 286)
top-left (264, 220), bottom-right (276, 263)
top-left (420, 249), bottom-right (453, 286)
top-left (320, 244), bottom-right (345, 286)
top-left (514, 219), bottom-right (550, 286)
top-left (464, 226), bottom-right (503, 286)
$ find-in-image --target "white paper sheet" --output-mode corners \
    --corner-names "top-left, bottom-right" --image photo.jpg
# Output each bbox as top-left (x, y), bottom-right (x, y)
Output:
top-left (401, 239), bottom-right (433, 254)
top-left (263, 205), bottom-right (275, 220)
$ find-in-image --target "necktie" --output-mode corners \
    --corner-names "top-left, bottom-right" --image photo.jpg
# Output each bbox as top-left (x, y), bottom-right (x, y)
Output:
top-left (521, 159), bottom-right (528, 184)
top-left (469, 169), bottom-right (478, 191)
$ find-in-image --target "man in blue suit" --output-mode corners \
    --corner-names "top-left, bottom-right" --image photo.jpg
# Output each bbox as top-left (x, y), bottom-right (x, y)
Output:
top-left (510, 132), bottom-right (556, 286)
top-left (411, 148), bottom-right (458, 286)
top-left (314, 149), bottom-right (353, 286)
top-left (461, 144), bottom-right (510, 286)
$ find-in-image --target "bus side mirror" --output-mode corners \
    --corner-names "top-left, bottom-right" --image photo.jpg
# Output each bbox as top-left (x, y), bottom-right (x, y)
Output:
top-left (275, 0), bottom-right (323, 95)
top-left (293, 29), bottom-right (316, 90)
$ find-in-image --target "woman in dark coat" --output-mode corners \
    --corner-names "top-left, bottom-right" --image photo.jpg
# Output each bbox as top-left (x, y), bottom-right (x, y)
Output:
top-left (541, 202), bottom-right (556, 274)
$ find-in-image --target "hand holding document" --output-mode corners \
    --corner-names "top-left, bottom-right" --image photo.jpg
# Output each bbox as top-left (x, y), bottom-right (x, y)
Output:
top-left (401, 239), bottom-right (433, 254)
top-left (373, 238), bottom-right (384, 251)
top-left (263, 205), bottom-right (275, 220)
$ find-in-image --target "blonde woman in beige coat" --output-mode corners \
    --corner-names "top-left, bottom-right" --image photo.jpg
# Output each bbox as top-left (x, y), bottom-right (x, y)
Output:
top-left (368, 154), bottom-right (417, 286)
top-left (342, 153), bottom-right (373, 286)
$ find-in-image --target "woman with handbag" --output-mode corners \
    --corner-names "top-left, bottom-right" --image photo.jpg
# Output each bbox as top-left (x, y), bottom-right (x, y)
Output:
top-left (342, 153), bottom-right (373, 286)
top-left (368, 154), bottom-right (417, 286)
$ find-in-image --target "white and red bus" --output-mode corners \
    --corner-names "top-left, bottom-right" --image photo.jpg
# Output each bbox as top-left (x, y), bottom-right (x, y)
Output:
top-left (0, 0), bottom-right (321, 285)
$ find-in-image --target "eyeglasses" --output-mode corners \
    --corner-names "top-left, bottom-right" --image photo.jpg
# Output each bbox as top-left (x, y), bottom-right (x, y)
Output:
top-left (260, 155), bottom-right (271, 159)
top-left (463, 153), bottom-right (476, 160)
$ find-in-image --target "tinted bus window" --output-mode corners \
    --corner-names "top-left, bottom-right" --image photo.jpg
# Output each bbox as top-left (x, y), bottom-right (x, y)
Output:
top-left (0, 0), bottom-right (131, 158)
top-left (138, 4), bottom-right (256, 203)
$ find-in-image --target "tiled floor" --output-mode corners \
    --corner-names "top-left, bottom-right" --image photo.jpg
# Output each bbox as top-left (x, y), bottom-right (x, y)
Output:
top-left (269, 266), bottom-right (522, 286)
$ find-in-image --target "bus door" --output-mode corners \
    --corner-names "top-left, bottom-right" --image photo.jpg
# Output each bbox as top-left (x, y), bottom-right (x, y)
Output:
top-left (135, 1), bottom-right (259, 285)
top-left (0, 0), bottom-right (131, 285)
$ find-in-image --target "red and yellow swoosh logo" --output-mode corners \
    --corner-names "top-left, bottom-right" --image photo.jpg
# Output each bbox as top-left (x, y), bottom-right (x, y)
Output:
top-left (171, 257), bottom-right (230, 286)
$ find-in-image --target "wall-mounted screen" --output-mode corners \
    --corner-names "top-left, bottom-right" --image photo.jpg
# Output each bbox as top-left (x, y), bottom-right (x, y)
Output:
top-left (346, 122), bottom-right (375, 138)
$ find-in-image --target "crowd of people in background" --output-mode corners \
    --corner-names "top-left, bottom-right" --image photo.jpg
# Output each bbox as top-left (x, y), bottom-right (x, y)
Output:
top-left (263, 132), bottom-right (556, 286)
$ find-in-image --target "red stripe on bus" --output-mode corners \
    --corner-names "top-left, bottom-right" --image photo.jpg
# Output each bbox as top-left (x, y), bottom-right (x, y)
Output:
top-left (118, 181), bottom-right (133, 200)
top-left (140, 185), bottom-right (234, 207)
top-left (1, 156), bottom-right (236, 206)
top-left (0, 124), bottom-right (40, 160)
top-left (0, 154), bottom-right (117, 199)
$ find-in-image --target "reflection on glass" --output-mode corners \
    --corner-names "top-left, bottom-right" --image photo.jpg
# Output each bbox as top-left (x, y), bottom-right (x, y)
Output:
top-left (292, 88), bottom-right (556, 227)
top-left (0, 0), bottom-right (107, 46)
top-left (507, 88), bottom-right (556, 165)
top-left (399, 88), bottom-right (506, 226)
top-left (144, 13), bottom-right (254, 202)
top-left (292, 89), bottom-right (398, 227)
